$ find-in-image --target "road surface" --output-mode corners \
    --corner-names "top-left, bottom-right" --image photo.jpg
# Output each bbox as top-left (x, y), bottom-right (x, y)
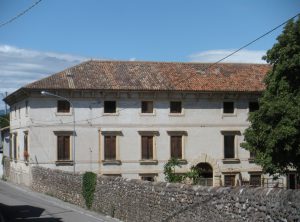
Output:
top-left (0, 180), bottom-right (118, 222)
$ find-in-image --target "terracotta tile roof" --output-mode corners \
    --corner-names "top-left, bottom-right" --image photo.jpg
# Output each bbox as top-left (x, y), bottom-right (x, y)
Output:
top-left (24, 60), bottom-right (270, 92)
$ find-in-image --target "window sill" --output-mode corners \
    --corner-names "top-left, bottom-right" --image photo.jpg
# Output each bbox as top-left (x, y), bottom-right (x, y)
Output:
top-left (169, 113), bottom-right (184, 117)
top-left (248, 158), bottom-right (256, 163)
top-left (102, 113), bottom-right (119, 116)
top-left (139, 160), bottom-right (158, 165)
top-left (222, 114), bottom-right (237, 117)
top-left (102, 160), bottom-right (122, 165)
top-left (222, 158), bottom-right (240, 164)
top-left (177, 159), bottom-right (188, 165)
top-left (139, 113), bottom-right (156, 116)
top-left (55, 160), bottom-right (74, 166)
top-left (55, 112), bottom-right (72, 116)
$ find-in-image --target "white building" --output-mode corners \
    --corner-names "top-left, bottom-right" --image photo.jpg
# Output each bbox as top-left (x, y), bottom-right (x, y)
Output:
top-left (5, 60), bottom-right (296, 188)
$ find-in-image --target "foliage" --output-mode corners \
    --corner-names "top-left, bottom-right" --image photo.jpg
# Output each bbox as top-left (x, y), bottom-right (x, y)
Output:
top-left (164, 158), bottom-right (185, 183)
top-left (164, 158), bottom-right (201, 184)
top-left (242, 17), bottom-right (300, 175)
top-left (82, 171), bottom-right (97, 209)
top-left (0, 114), bottom-right (9, 128)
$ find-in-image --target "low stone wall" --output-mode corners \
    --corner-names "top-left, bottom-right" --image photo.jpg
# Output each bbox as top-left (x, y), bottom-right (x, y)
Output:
top-left (31, 166), bottom-right (300, 222)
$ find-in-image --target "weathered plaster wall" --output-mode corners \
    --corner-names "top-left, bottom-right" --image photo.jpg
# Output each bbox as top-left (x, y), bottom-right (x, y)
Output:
top-left (31, 167), bottom-right (300, 222)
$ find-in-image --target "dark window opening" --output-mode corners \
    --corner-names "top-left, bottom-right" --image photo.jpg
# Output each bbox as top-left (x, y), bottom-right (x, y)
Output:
top-left (170, 136), bottom-right (182, 159)
top-left (249, 102), bottom-right (259, 112)
top-left (104, 101), bottom-right (116, 113)
top-left (224, 175), bottom-right (236, 186)
top-left (57, 135), bottom-right (70, 161)
top-left (141, 136), bottom-right (153, 160)
top-left (57, 100), bottom-right (70, 113)
top-left (24, 132), bottom-right (29, 161)
top-left (104, 135), bottom-right (116, 160)
top-left (170, 101), bottom-right (182, 113)
top-left (141, 175), bottom-right (155, 182)
top-left (223, 102), bottom-right (234, 114)
top-left (141, 101), bottom-right (153, 113)
top-left (250, 150), bottom-right (256, 159)
top-left (250, 174), bottom-right (261, 187)
top-left (224, 135), bottom-right (235, 159)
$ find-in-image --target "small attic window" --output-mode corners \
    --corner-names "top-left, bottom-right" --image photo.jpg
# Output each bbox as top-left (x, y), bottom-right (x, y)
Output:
top-left (57, 100), bottom-right (70, 113)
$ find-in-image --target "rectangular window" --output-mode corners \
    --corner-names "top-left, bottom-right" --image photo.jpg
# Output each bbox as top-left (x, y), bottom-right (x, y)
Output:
top-left (224, 135), bottom-right (235, 159)
top-left (140, 175), bottom-right (156, 182)
top-left (250, 150), bottom-right (256, 159)
top-left (57, 100), bottom-right (70, 113)
top-left (104, 135), bottom-right (116, 160)
top-left (57, 135), bottom-right (70, 160)
top-left (141, 136), bottom-right (153, 160)
top-left (13, 133), bottom-right (17, 160)
top-left (250, 174), bottom-right (261, 187)
top-left (24, 132), bottom-right (29, 161)
top-left (223, 102), bottom-right (234, 114)
top-left (170, 101), bottom-right (182, 113)
top-left (141, 101), bottom-right (153, 113)
top-left (224, 175), bottom-right (236, 186)
top-left (249, 102), bottom-right (259, 112)
top-left (170, 136), bottom-right (182, 159)
top-left (104, 101), bottom-right (116, 113)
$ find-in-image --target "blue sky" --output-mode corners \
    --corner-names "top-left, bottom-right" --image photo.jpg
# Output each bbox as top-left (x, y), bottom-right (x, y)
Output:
top-left (0, 0), bottom-right (299, 109)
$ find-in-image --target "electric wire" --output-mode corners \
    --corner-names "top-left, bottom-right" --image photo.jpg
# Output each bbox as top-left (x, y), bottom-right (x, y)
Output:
top-left (171, 12), bottom-right (300, 88)
top-left (0, 0), bottom-right (42, 29)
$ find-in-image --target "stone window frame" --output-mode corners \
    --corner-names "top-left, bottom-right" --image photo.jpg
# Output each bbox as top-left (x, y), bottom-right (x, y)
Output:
top-left (53, 131), bottom-right (73, 166)
top-left (103, 100), bottom-right (118, 115)
top-left (139, 173), bottom-right (158, 182)
top-left (223, 173), bottom-right (237, 187)
top-left (221, 130), bottom-right (241, 163)
top-left (169, 101), bottom-right (184, 116)
top-left (222, 101), bottom-right (236, 116)
top-left (167, 131), bottom-right (188, 162)
top-left (140, 100), bottom-right (155, 115)
top-left (101, 131), bottom-right (123, 165)
top-left (138, 131), bottom-right (159, 165)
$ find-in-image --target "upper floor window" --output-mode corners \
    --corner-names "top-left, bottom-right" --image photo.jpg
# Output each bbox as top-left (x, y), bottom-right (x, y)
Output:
top-left (57, 100), bottom-right (70, 113)
top-left (223, 102), bottom-right (234, 114)
top-left (104, 101), bottom-right (116, 113)
top-left (24, 131), bottom-right (29, 161)
top-left (170, 101), bottom-right (182, 114)
top-left (141, 101), bottom-right (153, 113)
top-left (224, 135), bottom-right (235, 159)
top-left (249, 102), bottom-right (259, 112)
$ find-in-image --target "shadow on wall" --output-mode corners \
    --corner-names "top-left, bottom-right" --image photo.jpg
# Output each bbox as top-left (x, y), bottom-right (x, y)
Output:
top-left (0, 203), bottom-right (63, 222)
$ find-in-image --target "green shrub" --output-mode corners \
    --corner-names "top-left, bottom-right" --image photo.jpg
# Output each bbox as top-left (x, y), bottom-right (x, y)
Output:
top-left (82, 171), bottom-right (97, 209)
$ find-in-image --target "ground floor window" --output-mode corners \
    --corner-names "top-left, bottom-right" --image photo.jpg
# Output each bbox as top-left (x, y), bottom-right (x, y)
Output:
top-left (250, 174), bottom-right (261, 187)
top-left (224, 174), bottom-right (236, 186)
top-left (140, 174), bottom-right (157, 182)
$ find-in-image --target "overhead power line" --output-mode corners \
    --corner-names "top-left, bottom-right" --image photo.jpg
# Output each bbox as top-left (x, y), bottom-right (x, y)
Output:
top-left (172, 12), bottom-right (300, 88)
top-left (0, 0), bottom-right (42, 29)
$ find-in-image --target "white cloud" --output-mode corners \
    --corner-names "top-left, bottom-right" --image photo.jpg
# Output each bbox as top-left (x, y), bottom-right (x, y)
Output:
top-left (129, 57), bottom-right (136, 61)
top-left (188, 49), bottom-right (267, 64)
top-left (0, 44), bottom-right (89, 110)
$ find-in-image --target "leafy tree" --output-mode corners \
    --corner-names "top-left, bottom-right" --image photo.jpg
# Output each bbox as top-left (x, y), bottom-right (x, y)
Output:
top-left (0, 114), bottom-right (9, 128)
top-left (164, 158), bottom-right (201, 184)
top-left (242, 17), bottom-right (300, 175)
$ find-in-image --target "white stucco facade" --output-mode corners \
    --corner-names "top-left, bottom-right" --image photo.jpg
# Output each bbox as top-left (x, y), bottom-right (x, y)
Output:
top-left (7, 90), bottom-right (284, 187)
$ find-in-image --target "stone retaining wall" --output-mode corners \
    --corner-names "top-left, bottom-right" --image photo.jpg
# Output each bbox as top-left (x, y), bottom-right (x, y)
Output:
top-left (31, 166), bottom-right (300, 222)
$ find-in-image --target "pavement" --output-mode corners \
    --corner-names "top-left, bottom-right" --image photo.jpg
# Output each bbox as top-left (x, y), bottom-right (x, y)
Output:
top-left (0, 180), bottom-right (120, 222)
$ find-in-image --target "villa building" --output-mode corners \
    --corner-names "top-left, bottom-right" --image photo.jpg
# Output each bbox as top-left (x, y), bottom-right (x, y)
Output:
top-left (4, 60), bottom-right (297, 188)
